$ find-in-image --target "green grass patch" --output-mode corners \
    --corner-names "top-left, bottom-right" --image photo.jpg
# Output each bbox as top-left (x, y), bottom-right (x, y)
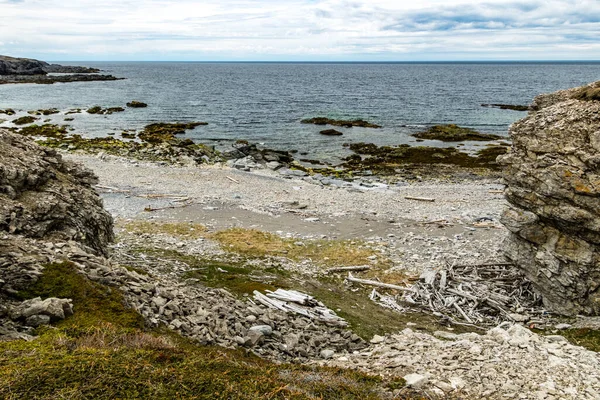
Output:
top-left (212, 228), bottom-right (386, 269)
top-left (121, 220), bottom-right (207, 239)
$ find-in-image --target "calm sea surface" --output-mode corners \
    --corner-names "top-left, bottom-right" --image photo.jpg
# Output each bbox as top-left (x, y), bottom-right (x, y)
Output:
top-left (1, 62), bottom-right (599, 161)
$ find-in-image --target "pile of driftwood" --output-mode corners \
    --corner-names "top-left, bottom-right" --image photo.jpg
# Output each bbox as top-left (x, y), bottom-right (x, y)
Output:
top-left (399, 262), bottom-right (543, 326)
top-left (253, 289), bottom-right (347, 327)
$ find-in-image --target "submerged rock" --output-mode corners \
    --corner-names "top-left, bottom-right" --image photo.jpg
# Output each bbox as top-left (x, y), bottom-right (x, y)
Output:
top-left (500, 80), bottom-right (600, 315)
top-left (126, 101), bottom-right (148, 108)
top-left (481, 103), bottom-right (530, 111)
top-left (319, 129), bottom-right (343, 136)
top-left (412, 124), bottom-right (503, 142)
top-left (301, 117), bottom-right (381, 129)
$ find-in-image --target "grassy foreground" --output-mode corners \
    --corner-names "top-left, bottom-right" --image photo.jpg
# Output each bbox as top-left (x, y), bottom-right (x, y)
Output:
top-left (1, 262), bottom-right (417, 400)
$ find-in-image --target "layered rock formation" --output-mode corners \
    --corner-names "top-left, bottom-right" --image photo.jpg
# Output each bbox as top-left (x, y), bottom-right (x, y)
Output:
top-left (500, 81), bottom-right (600, 315)
top-left (0, 129), bottom-right (114, 255)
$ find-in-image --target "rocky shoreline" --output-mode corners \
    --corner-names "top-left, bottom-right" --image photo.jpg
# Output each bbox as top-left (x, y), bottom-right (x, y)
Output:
top-left (1, 81), bottom-right (600, 399)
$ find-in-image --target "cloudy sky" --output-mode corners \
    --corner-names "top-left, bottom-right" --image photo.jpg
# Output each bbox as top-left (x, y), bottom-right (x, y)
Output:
top-left (1, 0), bottom-right (599, 61)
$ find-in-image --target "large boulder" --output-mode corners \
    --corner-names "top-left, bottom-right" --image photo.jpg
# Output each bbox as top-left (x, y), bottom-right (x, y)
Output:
top-left (0, 129), bottom-right (114, 255)
top-left (499, 81), bottom-right (600, 315)
top-left (0, 55), bottom-right (47, 75)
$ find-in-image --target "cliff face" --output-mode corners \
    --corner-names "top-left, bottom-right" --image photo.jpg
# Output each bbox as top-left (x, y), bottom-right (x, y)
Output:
top-left (500, 81), bottom-right (600, 315)
top-left (0, 129), bottom-right (114, 255)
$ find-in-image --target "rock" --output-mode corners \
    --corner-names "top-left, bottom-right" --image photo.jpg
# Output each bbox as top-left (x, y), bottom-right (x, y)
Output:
top-left (369, 334), bottom-right (385, 344)
top-left (246, 330), bottom-right (264, 346)
top-left (126, 101), bottom-right (148, 108)
top-left (0, 130), bottom-right (114, 255)
top-left (301, 117), bottom-right (381, 129)
top-left (499, 80), bottom-right (600, 316)
top-left (10, 297), bottom-right (73, 321)
top-left (0, 55), bottom-right (47, 75)
top-left (319, 129), bottom-right (343, 136)
top-left (25, 314), bottom-right (51, 327)
top-left (555, 323), bottom-right (572, 330)
top-left (412, 124), bottom-right (503, 141)
top-left (403, 373), bottom-right (429, 389)
top-left (320, 349), bottom-right (335, 359)
top-left (433, 331), bottom-right (459, 340)
top-left (249, 325), bottom-right (273, 336)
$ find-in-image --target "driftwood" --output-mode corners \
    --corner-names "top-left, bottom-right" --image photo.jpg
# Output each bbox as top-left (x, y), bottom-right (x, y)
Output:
top-left (397, 261), bottom-right (543, 326)
top-left (143, 202), bottom-right (196, 212)
top-left (226, 176), bottom-right (240, 184)
top-left (346, 274), bottom-right (415, 293)
top-left (253, 289), bottom-right (347, 327)
top-left (326, 265), bottom-right (371, 274)
top-left (404, 196), bottom-right (435, 202)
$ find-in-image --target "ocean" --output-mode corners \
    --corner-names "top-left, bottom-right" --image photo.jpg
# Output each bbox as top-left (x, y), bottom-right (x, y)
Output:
top-left (1, 62), bottom-right (599, 162)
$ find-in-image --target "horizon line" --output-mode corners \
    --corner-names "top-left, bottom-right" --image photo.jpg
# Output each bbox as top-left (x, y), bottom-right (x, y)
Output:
top-left (47, 59), bottom-right (600, 63)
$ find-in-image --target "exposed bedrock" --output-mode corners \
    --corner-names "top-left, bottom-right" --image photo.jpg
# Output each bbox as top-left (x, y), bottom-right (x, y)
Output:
top-left (499, 81), bottom-right (600, 315)
top-left (0, 129), bottom-right (114, 255)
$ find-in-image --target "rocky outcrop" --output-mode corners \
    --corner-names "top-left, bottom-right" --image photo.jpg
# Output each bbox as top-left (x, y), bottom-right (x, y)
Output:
top-left (0, 55), bottom-right (121, 84)
top-left (500, 81), bottom-right (600, 315)
top-left (0, 55), bottom-right (99, 75)
top-left (0, 55), bottom-right (47, 75)
top-left (0, 129), bottom-right (113, 255)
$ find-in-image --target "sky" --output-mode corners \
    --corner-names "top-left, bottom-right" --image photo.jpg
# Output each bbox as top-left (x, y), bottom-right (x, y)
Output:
top-left (1, 0), bottom-right (599, 61)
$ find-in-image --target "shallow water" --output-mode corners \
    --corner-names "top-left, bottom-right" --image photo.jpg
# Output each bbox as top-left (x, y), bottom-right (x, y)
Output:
top-left (1, 62), bottom-right (599, 161)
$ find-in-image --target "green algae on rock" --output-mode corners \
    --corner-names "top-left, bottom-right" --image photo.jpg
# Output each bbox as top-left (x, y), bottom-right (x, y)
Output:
top-left (341, 142), bottom-right (508, 175)
top-left (412, 124), bottom-right (503, 142)
top-left (0, 108), bottom-right (16, 116)
top-left (301, 117), bottom-right (382, 129)
top-left (12, 124), bottom-right (69, 139)
top-left (28, 108), bottom-right (60, 116)
top-left (12, 115), bottom-right (38, 125)
top-left (138, 122), bottom-right (208, 143)
top-left (87, 106), bottom-right (126, 115)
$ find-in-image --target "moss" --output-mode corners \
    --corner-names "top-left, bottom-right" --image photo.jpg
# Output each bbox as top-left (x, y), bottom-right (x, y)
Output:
top-left (412, 124), bottom-right (502, 142)
top-left (16, 261), bottom-right (144, 330)
top-left (1, 262), bottom-right (404, 399)
top-left (301, 117), bottom-right (381, 129)
top-left (555, 328), bottom-right (600, 352)
top-left (572, 87), bottom-right (600, 102)
top-left (12, 115), bottom-right (38, 125)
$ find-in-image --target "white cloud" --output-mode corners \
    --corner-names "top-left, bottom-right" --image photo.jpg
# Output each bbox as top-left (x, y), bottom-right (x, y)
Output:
top-left (0, 0), bottom-right (599, 60)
